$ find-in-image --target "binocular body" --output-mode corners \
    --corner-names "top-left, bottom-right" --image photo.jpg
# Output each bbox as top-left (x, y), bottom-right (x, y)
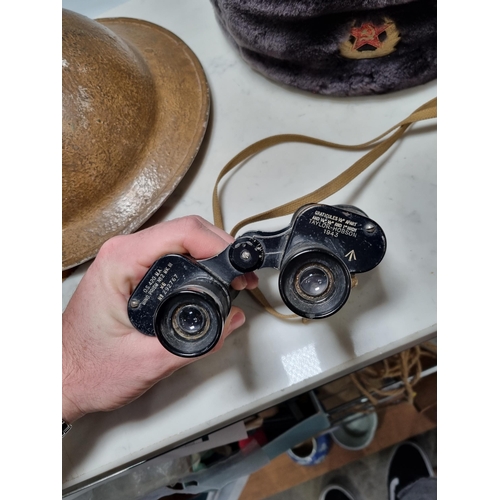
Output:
top-left (128, 204), bottom-right (387, 357)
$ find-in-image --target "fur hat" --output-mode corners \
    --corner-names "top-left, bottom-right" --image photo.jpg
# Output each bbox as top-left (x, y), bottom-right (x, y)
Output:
top-left (210, 0), bottom-right (436, 96)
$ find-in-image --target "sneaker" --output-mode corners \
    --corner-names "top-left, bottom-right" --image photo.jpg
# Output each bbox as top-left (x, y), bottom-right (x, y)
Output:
top-left (320, 484), bottom-right (355, 500)
top-left (387, 441), bottom-right (434, 500)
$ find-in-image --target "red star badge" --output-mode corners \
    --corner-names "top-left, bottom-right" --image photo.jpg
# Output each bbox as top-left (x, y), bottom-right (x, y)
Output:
top-left (350, 22), bottom-right (389, 50)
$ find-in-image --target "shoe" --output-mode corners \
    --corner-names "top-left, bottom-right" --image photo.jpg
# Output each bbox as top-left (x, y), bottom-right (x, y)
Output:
top-left (387, 441), bottom-right (434, 500)
top-left (320, 484), bottom-right (355, 500)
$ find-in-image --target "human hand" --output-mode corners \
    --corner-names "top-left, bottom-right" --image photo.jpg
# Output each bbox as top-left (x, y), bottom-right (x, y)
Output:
top-left (62, 216), bottom-right (258, 424)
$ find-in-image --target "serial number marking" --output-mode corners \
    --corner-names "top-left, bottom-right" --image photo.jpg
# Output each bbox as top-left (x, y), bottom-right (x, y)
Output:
top-left (142, 262), bottom-right (174, 294)
top-left (140, 273), bottom-right (179, 306)
top-left (139, 263), bottom-right (180, 306)
top-left (156, 274), bottom-right (179, 302)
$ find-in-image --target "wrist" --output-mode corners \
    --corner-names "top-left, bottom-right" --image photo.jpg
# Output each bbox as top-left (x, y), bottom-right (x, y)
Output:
top-left (62, 392), bottom-right (85, 424)
top-left (63, 313), bottom-right (87, 424)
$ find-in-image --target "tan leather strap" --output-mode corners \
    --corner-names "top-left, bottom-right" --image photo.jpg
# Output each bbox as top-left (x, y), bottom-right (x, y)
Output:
top-left (212, 98), bottom-right (437, 319)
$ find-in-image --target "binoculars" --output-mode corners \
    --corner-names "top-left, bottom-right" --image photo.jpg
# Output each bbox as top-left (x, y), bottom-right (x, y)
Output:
top-left (128, 204), bottom-right (386, 357)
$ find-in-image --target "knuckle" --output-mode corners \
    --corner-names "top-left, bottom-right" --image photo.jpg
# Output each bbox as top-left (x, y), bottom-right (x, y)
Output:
top-left (96, 235), bottom-right (127, 261)
top-left (181, 215), bottom-right (207, 233)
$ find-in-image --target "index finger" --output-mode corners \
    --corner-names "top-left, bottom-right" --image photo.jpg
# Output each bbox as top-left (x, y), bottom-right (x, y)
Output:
top-left (98, 216), bottom-right (230, 266)
top-left (97, 216), bottom-right (255, 291)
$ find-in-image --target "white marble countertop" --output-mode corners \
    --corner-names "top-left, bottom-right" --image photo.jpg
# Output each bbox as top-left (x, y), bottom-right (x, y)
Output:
top-left (62, 0), bottom-right (437, 494)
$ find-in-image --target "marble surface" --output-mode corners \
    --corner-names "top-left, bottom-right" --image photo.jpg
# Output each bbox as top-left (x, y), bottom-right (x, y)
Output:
top-left (62, 0), bottom-right (437, 494)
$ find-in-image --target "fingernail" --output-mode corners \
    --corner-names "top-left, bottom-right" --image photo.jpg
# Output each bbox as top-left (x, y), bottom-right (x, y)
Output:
top-left (230, 311), bottom-right (245, 330)
top-left (237, 275), bottom-right (247, 290)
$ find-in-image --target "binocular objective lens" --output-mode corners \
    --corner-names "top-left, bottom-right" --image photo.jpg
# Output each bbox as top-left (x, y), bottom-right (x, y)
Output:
top-left (298, 266), bottom-right (330, 298)
top-left (174, 305), bottom-right (209, 339)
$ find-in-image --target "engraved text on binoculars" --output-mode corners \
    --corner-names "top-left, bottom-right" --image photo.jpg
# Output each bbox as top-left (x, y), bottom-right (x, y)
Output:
top-left (141, 263), bottom-right (179, 306)
top-left (308, 214), bottom-right (358, 238)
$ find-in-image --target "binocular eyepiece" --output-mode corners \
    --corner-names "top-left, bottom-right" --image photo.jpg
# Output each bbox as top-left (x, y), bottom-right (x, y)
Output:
top-left (128, 204), bottom-right (387, 357)
top-left (153, 279), bottom-right (232, 357)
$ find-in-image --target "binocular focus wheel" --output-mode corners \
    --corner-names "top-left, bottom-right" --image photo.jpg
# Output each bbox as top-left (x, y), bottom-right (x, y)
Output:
top-left (279, 249), bottom-right (351, 319)
top-left (154, 289), bottom-right (225, 357)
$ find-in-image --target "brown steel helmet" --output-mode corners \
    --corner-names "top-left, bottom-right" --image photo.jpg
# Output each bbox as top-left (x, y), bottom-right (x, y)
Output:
top-left (62, 9), bottom-right (210, 271)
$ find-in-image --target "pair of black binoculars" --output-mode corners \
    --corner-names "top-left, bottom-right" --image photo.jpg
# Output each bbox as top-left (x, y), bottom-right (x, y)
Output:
top-left (128, 204), bottom-right (387, 357)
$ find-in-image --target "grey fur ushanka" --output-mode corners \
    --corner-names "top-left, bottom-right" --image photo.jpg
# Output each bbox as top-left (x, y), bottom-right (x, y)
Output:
top-left (209, 0), bottom-right (436, 96)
